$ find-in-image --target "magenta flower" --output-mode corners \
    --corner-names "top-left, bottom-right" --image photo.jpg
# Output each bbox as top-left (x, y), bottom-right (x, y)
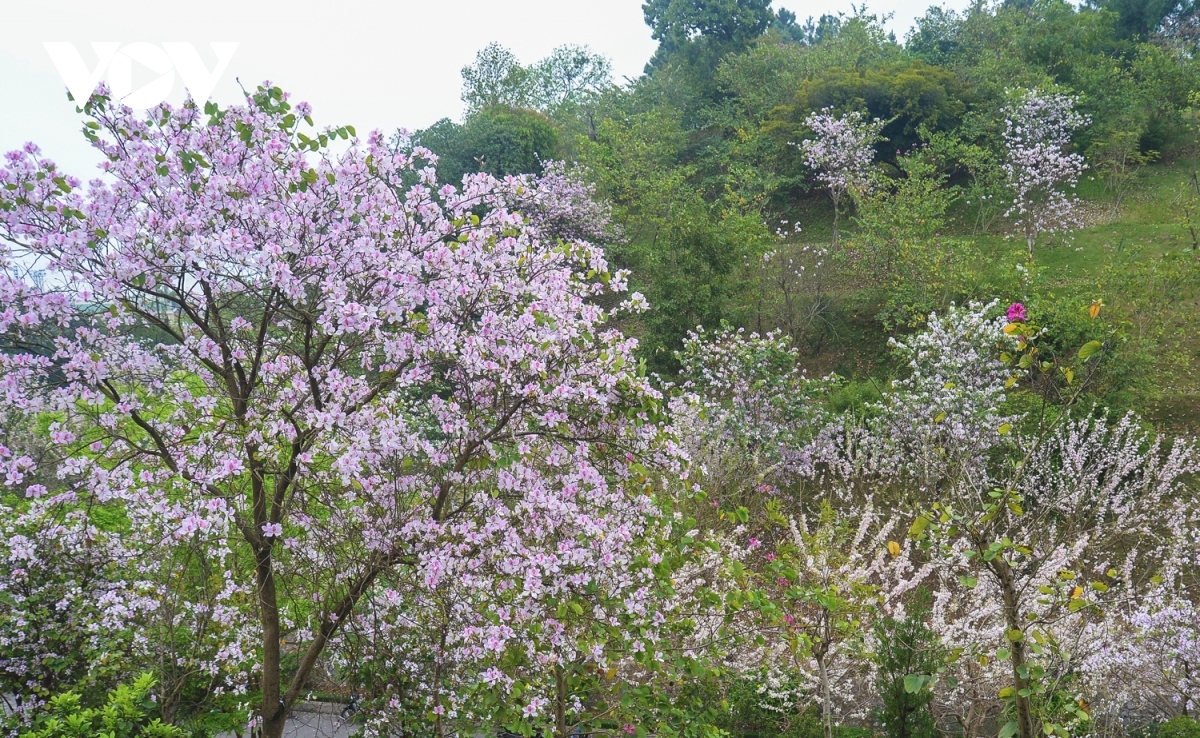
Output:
top-left (1007, 302), bottom-right (1027, 323)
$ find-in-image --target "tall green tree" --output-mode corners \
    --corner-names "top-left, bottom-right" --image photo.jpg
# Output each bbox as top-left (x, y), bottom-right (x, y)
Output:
top-left (460, 42), bottom-right (532, 113)
top-left (643, 0), bottom-right (775, 71)
top-left (416, 106), bottom-right (561, 183)
top-left (1087, 0), bottom-right (1197, 39)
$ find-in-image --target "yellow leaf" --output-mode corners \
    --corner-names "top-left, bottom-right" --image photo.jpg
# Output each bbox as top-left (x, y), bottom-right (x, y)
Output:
top-left (934, 412), bottom-right (947, 423)
top-left (605, 668), bottom-right (617, 680)
top-left (1003, 323), bottom-right (1019, 334)
top-left (1089, 300), bottom-right (1103, 319)
top-left (887, 541), bottom-right (901, 556)
top-left (1070, 586), bottom-right (1083, 599)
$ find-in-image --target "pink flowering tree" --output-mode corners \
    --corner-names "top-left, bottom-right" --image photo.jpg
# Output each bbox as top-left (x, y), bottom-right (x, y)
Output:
top-left (0, 85), bottom-right (679, 738)
top-left (329, 475), bottom-right (716, 738)
top-left (797, 108), bottom-right (884, 247)
top-left (502, 160), bottom-right (620, 246)
top-left (1001, 89), bottom-right (1090, 257)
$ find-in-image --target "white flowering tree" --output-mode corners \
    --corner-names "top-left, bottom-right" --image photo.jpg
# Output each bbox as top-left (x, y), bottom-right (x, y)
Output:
top-left (1001, 89), bottom-right (1090, 257)
top-left (1080, 590), bottom-right (1200, 723)
top-left (798, 108), bottom-right (884, 247)
top-left (829, 302), bottom-right (1200, 738)
top-left (669, 325), bottom-right (835, 505)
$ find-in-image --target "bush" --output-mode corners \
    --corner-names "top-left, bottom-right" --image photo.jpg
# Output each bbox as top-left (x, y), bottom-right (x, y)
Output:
top-left (872, 590), bottom-right (942, 738)
top-left (1160, 716), bottom-right (1200, 738)
top-left (716, 677), bottom-right (876, 738)
top-left (21, 674), bottom-right (186, 738)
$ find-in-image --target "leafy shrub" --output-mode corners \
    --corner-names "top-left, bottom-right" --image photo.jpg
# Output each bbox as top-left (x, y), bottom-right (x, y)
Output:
top-left (21, 673), bottom-right (185, 738)
top-left (872, 590), bottom-right (942, 738)
top-left (1160, 716), bottom-right (1200, 738)
top-left (716, 678), bottom-right (825, 738)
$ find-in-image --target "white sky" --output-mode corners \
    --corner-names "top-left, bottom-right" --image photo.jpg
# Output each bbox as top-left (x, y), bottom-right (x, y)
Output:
top-left (0, 0), bottom-right (967, 179)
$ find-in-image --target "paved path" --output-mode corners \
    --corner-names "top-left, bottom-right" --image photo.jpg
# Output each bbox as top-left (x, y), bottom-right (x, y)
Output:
top-left (217, 705), bottom-right (357, 738)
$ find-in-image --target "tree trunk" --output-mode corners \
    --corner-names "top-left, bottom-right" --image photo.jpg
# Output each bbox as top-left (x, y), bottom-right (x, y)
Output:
top-left (255, 542), bottom-right (286, 738)
top-left (555, 664), bottom-right (568, 738)
top-left (995, 560), bottom-right (1036, 738)
top-left (818, 651), bottom-right (833, 738)
top-left (831, 196), bottom-right (841, 248)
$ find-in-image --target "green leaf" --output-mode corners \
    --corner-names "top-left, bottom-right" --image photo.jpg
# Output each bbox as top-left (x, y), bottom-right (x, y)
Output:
top-left (908, 516), bottom-right (930, 538)
top-left (1078, 340), bottom-right (1103, 361)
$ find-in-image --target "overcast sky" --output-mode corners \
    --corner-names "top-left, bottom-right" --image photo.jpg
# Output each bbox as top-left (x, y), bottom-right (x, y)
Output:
top-left (0, 0), bottom-right (967, 178)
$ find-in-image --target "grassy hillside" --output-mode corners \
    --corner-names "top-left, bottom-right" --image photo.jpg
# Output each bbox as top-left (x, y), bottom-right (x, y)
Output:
top-left (771, 159), bottom-right (1200, 431)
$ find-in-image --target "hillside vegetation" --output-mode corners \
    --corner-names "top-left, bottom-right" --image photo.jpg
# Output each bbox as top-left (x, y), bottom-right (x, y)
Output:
top-left (416, 0), bottom-right (1200, 428)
